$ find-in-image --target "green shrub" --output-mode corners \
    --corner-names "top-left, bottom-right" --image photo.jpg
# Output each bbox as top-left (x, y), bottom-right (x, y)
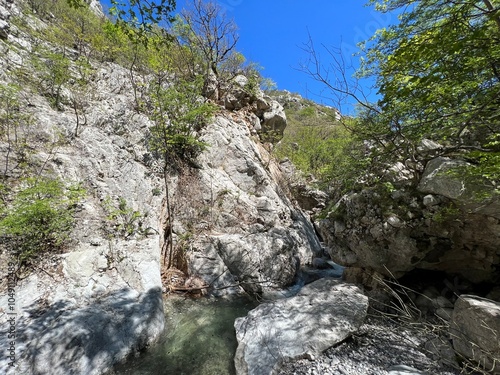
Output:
top-left (102, 196), bottom-right (147, 239)
top-left (0, 177), bottom-right (85, 266)
top-left (275, 107), bottom-right (368, 198)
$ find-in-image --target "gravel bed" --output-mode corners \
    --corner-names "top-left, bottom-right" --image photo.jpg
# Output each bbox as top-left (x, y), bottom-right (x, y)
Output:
top-left (277, 315), bottom-right (461, 375)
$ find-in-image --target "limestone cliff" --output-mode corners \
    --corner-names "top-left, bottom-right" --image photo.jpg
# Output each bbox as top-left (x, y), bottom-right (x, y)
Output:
top-left (0, 1), bottom-right (320, 374)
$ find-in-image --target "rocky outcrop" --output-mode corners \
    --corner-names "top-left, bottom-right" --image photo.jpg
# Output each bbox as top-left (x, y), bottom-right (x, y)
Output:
top-left (0, 72), bottom-right (165, 374)
top-left (0, 23), bottom-right (165, 373)
top-left (317, 156), bottom-right (500, 284)
top-left (451, 295), bottom-right (500, 373)
top-left (86, 0), bottom-right (104, 17)
top-left (221, 75), bottom-right (287, 142)
top-left (278, 158), bottom-right (328, 213)
top-left (234, 279), bottom-right (368, 375)
top-left (179, 114), bottom-right (322, 295)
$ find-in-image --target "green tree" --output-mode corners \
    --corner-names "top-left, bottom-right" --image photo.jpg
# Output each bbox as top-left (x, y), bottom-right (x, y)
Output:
top-left (363, 0), bottom-right (499, 144)
top-left (148, 75), bottom-right (217, 169)
top-left (147, 75), bottom-right (216, 267)
top-left (361, 0), bottom-right (500, 183)
top-left (303, 0), bottom-right (500, 191)
top-left (275, 103), bottom-right (368, 198)
top-left (32, 49), bottom-right (72, 109)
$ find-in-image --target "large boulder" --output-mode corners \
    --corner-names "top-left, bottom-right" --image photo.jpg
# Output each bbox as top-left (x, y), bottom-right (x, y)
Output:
top-left (259, 99), bottom-right (287, 142)
top-left (418, 157), bottom-right (500, 219)
top-left (451, 295), bottom-right (500, 373)
top-left (180, 114), bottom-right (322, 296)
top-left (86, 0), bottom-right (104, 17)
top-left (234, 279), bottom-right (368, 375)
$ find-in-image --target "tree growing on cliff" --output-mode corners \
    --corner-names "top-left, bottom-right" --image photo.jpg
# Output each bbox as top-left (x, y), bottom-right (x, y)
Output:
top-left (147, 75), bottom-right (217, 267)
top-left (175, 0), bottom-right (240, 98)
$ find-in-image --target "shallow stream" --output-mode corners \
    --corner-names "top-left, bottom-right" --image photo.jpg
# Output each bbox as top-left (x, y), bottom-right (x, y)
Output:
top-left (113, 295), bottom-right (257, 375)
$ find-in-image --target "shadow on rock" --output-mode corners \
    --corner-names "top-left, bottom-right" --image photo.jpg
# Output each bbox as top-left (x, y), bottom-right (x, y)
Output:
top-left (6, 287), bottom-right (164, 375)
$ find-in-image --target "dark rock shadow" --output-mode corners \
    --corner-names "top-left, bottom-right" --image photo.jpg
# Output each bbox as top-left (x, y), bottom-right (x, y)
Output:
top-left (4, 287), bottom-right (164, 375)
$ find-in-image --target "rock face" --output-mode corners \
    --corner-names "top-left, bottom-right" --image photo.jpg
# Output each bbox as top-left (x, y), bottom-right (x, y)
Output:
top-left (234, 279), bottom-right (368, 375)
top-left (180, 114), bottom-right (322, 295)
top-left (418, 157), bottom-right (500, 219)
top-left (1, 288), bottom-right (163, 375)
top-left (0, 59), bottom-right (166, 373)
top-left (0, 0), bottom-right (11, 39)
top-left (451, 295), bottom-right (500, 373)
top-left (221, 75), bottom-right (287, 142)
top-left (0, 7), bottom-right (166, 372)
top-left (317, 156), bottom-right (500, 284)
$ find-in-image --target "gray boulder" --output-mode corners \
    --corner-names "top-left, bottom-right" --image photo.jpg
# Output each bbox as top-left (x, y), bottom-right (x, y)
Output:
top-left (418, 157), bottom-right (500, 219)
top-left (260, 100), bottom-right (287, 142)
top-left (0, 19), bottom-right (8, 39)
top-left (451, 295), bottom-right (500, 373)
top-left (86, 0), bottom-right (104, 17)
top-left (317, 160), bottom-right (500, 283)
top-left (0, 1), bottom-right (10, 39)
top-left (234, 279), bottom-right (368, 375)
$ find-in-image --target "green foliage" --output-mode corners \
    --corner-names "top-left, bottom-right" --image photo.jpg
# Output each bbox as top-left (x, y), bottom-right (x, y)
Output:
top-left (0, 177), bottom-right (85, 265)
top-left (43, 0), bottom-right (104, 60)
top-left (275, 104), bottom-right (368, 198)
top-left (24, 0), bottom-right (57, 17)
top-left (298, 106), bottom-right (316, 118)
top-left (431, 203), bottom-right (461, 223)
top-left (358, 0), bottom-right (500, 186)
top-left (148, 76), bottom-right (217, 170)
top-left (31, 49), bottom-right (72, 109)
top-left (239, 60), bottom-right (275, 97)
top-left (103, 196), bottom-right (147, 238)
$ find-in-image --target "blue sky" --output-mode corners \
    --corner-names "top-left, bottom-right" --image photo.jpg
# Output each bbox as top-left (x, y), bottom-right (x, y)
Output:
top-left (100, 1), bottom-right (398, 112)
